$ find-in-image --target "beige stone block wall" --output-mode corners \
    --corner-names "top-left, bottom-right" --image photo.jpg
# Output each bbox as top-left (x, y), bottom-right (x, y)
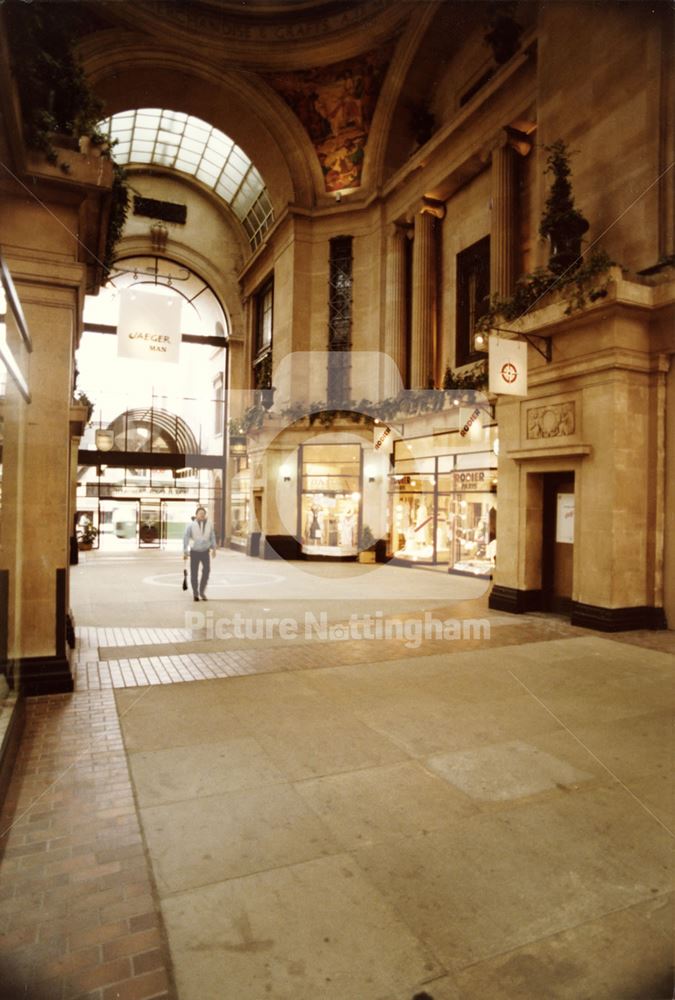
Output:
top-left (537, 1), bottom-right (666, 271)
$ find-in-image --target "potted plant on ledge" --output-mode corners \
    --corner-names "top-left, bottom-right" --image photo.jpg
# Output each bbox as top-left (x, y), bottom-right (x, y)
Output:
top-left (539, 140), bottom-right (589, 275)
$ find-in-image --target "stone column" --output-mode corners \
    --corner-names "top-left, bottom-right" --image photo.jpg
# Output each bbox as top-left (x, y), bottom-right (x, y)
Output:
top-left (490, 133), bottom-right (518, 299)
top-left (6, 265), bottom-right (81, 692)
top-left (383, 223), bottom-right (408, 396)
top-left (410, 199), bottom-right (445, 389)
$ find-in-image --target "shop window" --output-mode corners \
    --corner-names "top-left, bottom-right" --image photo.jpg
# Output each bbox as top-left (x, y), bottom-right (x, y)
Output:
top-left (300, 442), bottom-right (361, 556)
top-left (456, 236), bottom-right (490, 367)
top-left (213, 372), bottom-right (224, 436)
top-left (253, 279), bottom-right (273, 388)
top-left (328, 236), bottom-right (353, 404)
top-left (388, 445), bottom-right (497, 575)
top-left (230, 469), bottom-right (250, 545)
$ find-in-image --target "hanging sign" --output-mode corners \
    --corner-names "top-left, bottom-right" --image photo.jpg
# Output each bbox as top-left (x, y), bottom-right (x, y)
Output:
top-left (373, 424), bottom-right (393, 452)
top-left (117, 288), bottom-right (182, 363)
top-left (459, 406), bottom-right (483, 438)
top-left (489, 336), bottom-right (528, 396)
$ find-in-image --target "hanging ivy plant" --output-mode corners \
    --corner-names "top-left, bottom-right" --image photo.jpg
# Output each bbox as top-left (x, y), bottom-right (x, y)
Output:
top-left (442, 361), bottom-right (488, 391)
top-left (476, 248), bottom-right (616, 333)
top-left (5, 3), bottom-right (128, 276)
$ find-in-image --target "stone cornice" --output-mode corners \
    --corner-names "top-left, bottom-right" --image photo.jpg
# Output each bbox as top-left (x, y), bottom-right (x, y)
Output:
top-left (92, 0), bottom-right (411, 71)
top-left (507, 444), bottom-right (592, 461)
top-left (527, 348), bottom-right (672, 388)
top-left (504, 270), bottom-right (675, 341)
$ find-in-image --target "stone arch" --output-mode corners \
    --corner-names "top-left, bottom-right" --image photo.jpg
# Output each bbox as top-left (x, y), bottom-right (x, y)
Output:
top-left (361, 4), bottom-right (441, 192)
top-left (78, 32), bottom-right (324, 211)
top-left (113, 169), bottom-right (247, 342)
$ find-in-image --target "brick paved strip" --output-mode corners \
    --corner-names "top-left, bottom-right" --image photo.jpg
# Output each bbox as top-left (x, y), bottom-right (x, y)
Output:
top-left (0, 693), bottom-right (176, 1000)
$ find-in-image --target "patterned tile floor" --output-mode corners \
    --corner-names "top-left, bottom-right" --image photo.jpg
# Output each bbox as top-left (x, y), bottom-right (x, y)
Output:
top-left (0, 692), bottom-right (174, 1000)
top-left (71, 613), bottom-right (596, 691)
top-left (1, 606), bottom-right (672, 998)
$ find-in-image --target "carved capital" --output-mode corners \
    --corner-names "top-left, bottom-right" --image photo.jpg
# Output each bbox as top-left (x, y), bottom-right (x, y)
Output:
top-left (389, 220), bottom-right (412, 240)
top-left (418, 197), bottom-right (446, 220)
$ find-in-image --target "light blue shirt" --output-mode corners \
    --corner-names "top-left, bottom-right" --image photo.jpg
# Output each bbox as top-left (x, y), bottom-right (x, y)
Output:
top-left (183, 518), bottom-right (216, 554)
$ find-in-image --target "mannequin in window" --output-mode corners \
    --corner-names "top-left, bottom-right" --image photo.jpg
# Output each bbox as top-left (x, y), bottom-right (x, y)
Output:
top-left (309, 504), bottom-right (323, 543)
top-left (339, 506), bottom-right (355, 547)
top-left (415, 499), bottom-right (429, 546)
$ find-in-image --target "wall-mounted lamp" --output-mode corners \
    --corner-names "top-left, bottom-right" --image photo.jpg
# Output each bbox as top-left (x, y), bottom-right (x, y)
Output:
top-left (335, 191), bottom-right (342, 204)
top-left (473, 331), bottom-right (489, 352)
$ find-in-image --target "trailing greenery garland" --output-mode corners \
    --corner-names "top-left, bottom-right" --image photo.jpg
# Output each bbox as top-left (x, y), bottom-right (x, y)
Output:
top-left (233, 376), bottom-right (489, 436)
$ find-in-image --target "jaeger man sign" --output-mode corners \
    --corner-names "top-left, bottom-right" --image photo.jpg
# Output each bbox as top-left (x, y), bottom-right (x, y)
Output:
top-left (117, 288), bottom-right (182, 363)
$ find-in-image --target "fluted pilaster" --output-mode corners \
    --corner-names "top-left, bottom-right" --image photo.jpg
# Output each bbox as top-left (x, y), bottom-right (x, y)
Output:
top-left (383, 223), bottom-right (408, 396)
top-left (490, 138), bottom-right (518, 299)
top-left (410, 200), bottom-right (444, 389)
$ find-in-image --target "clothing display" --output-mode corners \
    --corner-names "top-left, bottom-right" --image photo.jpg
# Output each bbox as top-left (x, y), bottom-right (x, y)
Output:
top-left (301, 494), bottom-right (359, 555)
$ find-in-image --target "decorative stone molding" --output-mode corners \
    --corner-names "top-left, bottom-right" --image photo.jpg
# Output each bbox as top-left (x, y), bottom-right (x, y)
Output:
top-left (526, 401), bottom-right (575, 439)
top-left (507, 444), bottom-right (591, 461)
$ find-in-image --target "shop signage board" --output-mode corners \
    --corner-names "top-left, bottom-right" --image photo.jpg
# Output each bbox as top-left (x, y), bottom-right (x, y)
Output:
top-left (304, 476), bottom-right (356, 491)
top-left (452, 469), bottom-right (493, 491)
top-left (489, 336), bottom-right (528, 395)
top-left (117, 288), bottom-right (182, 363)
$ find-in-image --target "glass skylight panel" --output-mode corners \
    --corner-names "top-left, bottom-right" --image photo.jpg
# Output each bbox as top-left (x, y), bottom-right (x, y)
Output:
top-left (215, 176), bottom-right (238, 199)
top-left (207, 135), bottom-right (231, 156)
top-left (229, 151), bottom-right (249, 174)
top-left (176, 150), bottom-right (200, 168)
top-left (181, 137), bottom-right (204, 156)
top-left (137, 111), bottom-right (161, 129)
top-left (157, 129), bottom-right (181, 146)
top-left (197, 165), bottom-right (220, 185)
top-left (101, 108), bottom-right (274, 246)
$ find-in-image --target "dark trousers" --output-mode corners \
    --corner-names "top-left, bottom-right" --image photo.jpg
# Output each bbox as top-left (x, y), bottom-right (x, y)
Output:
top-left (190, 549), bottom-right (210, 596)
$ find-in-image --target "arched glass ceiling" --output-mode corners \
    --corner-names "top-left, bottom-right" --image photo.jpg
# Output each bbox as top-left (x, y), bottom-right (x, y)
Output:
top-left (101, 109), bottom-right (274, 249)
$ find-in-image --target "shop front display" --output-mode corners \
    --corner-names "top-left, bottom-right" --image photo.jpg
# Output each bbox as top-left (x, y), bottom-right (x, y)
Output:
top-left (300, 442), bottom-right (361, 557)
top-left (390, 464), bottom-right (436, 563)
top-left (388, 433), bottom-right (497, 576)
top-left (230, 472), bottom-right (250, 547)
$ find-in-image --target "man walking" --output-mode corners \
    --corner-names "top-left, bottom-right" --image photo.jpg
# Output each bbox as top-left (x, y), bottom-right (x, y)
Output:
top-left (183, 506), bottom-right (217, 601)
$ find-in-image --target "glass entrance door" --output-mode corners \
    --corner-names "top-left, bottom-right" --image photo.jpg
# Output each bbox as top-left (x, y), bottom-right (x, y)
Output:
top-left (139, 499), bottom-right (161, 548)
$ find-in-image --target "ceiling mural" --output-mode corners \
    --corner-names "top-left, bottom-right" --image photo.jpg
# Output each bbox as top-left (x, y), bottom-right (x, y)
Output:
top-left (267, 47), bottom-right (392, 193)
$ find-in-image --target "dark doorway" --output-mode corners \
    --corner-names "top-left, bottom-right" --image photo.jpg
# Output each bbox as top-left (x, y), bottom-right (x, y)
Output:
top-left (542, 472), bottom-right (575, 613)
